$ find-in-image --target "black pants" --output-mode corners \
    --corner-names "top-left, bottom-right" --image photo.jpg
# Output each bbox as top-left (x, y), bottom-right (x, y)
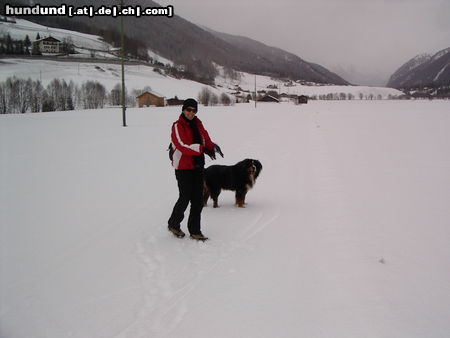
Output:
top-left (168, 169), bottom-right (204, 235)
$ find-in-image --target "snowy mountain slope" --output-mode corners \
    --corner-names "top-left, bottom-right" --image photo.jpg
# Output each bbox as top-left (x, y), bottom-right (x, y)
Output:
top-left (1, 101), bottom-right (450, 338)
top-left (384, 53), bottom-right (431, 85)
top-left (0, 17), bottom-right (174, 60)
top-left (204, 27), bottom-right (349, 85)
top-left (6, 0), bottom-right (348, 84)
top-left (0, 57), bottom-right (223, 98)
top-left (0, 18), bottom-right (113, 55)
top-left (387, 47), bottom-right (450, 88)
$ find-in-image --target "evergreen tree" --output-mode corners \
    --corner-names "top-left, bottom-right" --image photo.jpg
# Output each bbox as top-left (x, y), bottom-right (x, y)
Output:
top-left (24, 35), bottom-right (31, 55)
top-left (31, 41), bottom-right (41, 55)
top-left (6, 34), bottom-right (13, 54)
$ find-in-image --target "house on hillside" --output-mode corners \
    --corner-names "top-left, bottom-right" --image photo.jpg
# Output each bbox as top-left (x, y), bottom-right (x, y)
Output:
top-left (258, 94), bottom-right (279, 103)
top-left (136, 91), bottom-right (165, 107)
top-left (33, 36), bottom-right (62, 54)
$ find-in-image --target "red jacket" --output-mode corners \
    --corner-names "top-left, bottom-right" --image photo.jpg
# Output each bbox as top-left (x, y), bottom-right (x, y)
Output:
top-left (171, 115), bottom-right (215, 170)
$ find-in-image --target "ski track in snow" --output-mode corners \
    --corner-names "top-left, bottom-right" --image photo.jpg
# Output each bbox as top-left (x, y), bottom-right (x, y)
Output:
top-left (116, 209), bottom-right (279, 337)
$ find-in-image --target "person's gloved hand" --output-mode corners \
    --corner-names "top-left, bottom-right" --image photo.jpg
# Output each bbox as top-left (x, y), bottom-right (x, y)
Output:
top-left (214, 144), bottom-right (224, 158)
top-left (204, 147), bottom-right (216, 160)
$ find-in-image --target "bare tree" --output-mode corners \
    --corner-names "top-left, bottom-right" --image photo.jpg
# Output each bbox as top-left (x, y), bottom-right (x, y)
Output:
top-left (4, 77), bottom-right (31, 113)
top-left (198, 87), bottom-right (212, 106)
top-left (110, 83), bottom-right (122, 106)
top-left (81, 81), bottom-right (106, 109)
top-left (220, 93), bottom-right (232, 106)
top-left (210, 93), bottom-right (219, 106)
top-left (30, 80), bottom-right (44, 112)
top-left (19, 79), bottom-right (32, 113)
top-left (0, 82), bottom-right (8, 114)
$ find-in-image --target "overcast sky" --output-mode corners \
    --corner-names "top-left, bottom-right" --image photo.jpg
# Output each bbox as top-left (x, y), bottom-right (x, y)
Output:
top-left (157, 0), bottom-right (450, 86)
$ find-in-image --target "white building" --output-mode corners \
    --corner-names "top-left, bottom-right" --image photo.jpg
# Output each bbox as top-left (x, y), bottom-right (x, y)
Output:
top-left (34, 36), bottom-right (62, 54)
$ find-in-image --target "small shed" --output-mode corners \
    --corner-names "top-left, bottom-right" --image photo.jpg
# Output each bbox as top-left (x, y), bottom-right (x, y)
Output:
top-left (258, 94), bottom-right (279, 103)
top-left (298, 95), bottom-right (308, 104)
top-left (136, 91), bottom-right (165, 107)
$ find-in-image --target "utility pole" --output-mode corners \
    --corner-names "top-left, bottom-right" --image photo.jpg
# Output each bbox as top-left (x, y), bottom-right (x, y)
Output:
top-left (119, 0), bottom-right (127, 127)
top-left (254, 74), bottom-right (257, 108)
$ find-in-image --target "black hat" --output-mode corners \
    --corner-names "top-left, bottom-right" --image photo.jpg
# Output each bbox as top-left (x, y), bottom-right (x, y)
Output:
top-left (182, 98), bottom-right (198, 111)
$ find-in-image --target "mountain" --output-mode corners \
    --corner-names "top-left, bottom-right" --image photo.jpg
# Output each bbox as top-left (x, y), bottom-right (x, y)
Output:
top-left (3, 0), bottom-right (349, 85)
top-left (387, 47), bottom-right (450, 89)
top-left (204, 28), bottom-right (349, 85)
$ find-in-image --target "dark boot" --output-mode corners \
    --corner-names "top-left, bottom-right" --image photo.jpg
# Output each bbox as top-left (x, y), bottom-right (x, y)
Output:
top-left (190, 233), bottom-right (208, 241)
top-left (168, 226), bottom-right (185, 238)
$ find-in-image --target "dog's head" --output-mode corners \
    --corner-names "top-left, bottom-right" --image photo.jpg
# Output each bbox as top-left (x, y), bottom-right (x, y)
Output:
top-left (240, 159), bottom-right (262, 181)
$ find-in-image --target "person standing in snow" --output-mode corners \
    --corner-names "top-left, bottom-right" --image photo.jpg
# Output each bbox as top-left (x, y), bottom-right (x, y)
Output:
top-left (167, 98), bottom-right (223, 241)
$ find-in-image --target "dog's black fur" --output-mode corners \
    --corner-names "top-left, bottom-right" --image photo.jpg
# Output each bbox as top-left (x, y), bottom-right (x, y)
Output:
top-left (203, 159), bottom-right (262, 208)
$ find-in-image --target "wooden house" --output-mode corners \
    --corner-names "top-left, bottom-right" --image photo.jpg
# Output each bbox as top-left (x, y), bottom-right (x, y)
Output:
top-left (136, 91), bottom-right (165, 107)
top-left (298, 95), bottom-right (308, 104)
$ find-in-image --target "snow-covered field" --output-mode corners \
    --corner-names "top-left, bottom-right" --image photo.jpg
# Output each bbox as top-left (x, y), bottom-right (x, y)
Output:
top-left (1, 100), bottom-right (450, 338)
top-left (222, 69), bottom-right (403, 99)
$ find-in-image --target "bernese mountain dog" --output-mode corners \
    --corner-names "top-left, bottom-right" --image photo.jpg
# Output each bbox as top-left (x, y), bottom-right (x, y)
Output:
top-left (203, 159), bottom-right (262, 208)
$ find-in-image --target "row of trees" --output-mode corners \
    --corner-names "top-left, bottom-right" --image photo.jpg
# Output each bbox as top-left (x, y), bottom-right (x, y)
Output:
top-left (312, 93), bottom-right (383, 100)
top-left (0, 34), bottom-right (33, 55)
top-left (197, 87), bottom-right (234, 106)
top-left (0, 77), bottom-right (137, 114)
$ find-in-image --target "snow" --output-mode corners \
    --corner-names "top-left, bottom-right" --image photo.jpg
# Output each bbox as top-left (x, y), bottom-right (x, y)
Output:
top-left (431, 47), bottom-right (450, 62)
top-left (0, 18), bottom-right (175, 62)
top-left (1, 100), bottom-right (450, 338)
top-left (407, 53), bottom-right (432, 71)
top-left (0, 58), bottom-right (222, 98)
top-left (1, 57), bottom-right (403, 102)
top-left (433, 63), bottom-right (449, 82)
top-left (215, 65), bottom-right (403, 99)
top-left (0, 18), bottom-right (110, 52)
